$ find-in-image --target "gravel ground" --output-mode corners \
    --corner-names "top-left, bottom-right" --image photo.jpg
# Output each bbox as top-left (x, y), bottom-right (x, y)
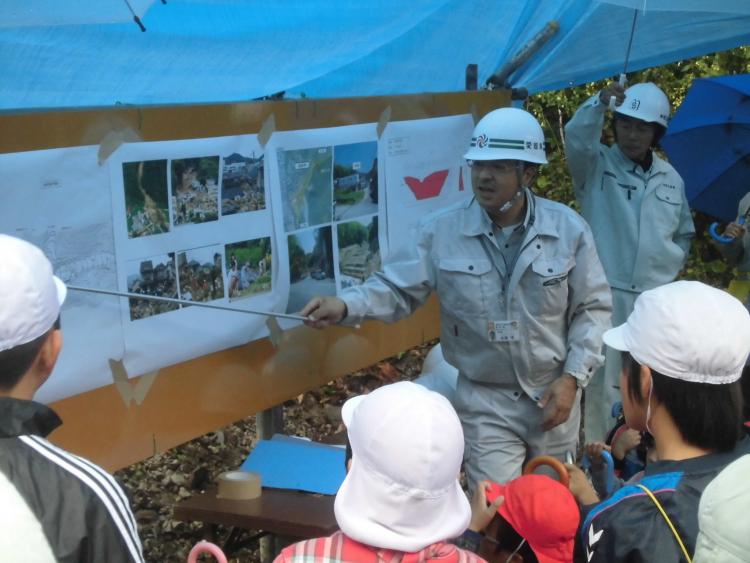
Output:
top-left (115, 341), bottom-right (435, 563)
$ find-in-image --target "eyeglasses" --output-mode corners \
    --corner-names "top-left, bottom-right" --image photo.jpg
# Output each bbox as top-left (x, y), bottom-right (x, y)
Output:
top-left (467, 160), bottom-right (519, 175)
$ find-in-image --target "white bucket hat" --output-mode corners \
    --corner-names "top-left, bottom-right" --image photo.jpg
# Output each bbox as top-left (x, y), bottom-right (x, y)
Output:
top-left (0, 234), bottom-right (67, 352)
top-left (335, 381), bottom-right (470, 552)
top-left (603, 281), bottom-right (750, 384)
top-left (693, 455), bottom-right (750, 563)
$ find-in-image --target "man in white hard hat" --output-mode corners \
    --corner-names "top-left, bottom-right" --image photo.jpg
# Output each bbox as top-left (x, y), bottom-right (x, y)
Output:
top-left (301, 108), bottom-right (612, 486)
top-left (0, 234), bottom-right (144, 562)
top-left (564, 82), bottom-right (695, 443)
top-left (579, 281), bottom-right (750, 563)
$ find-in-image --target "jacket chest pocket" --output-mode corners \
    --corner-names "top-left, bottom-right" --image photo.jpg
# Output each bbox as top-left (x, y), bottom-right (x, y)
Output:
top-left (527, 258), bottom-right (571, 317)
top-left (437, 258), bottom-right (493, 317)
top-left (653, 184), bottom-right (682, 233)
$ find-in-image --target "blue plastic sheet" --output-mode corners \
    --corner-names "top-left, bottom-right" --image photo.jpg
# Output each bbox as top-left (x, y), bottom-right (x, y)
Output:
top-left (1, 1), bottom-right (749, 110)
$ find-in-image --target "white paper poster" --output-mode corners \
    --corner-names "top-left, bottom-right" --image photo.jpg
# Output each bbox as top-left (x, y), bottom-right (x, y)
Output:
top-left (266, 123), bottom-right (382, 323)
top-left (0, 146), bottom-right (123, 402)
top-left (108, 134), bottom-right (284, 379)
top-left (1, 115), bottom-right (473, 402)
top-left (379, 114), bottom-right (474, 260)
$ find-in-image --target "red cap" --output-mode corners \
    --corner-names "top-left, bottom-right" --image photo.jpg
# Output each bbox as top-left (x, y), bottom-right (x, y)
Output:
top-left (486, 475), bottom-right (579, 563)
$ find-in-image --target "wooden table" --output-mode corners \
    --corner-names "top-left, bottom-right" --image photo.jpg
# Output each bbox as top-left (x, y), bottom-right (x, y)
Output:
top-left (174, 487), bottom-right (338, 554)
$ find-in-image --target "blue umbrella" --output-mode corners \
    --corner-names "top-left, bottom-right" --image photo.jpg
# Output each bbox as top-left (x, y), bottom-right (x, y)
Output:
top-left (662, 74), bottom-right (750, 223)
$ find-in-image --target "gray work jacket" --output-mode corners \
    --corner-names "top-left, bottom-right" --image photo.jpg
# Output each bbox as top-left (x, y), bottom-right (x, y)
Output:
top-left (565, 94), bottom-right (695, 293)
top-left (341, 193), bottom-right (612, 399)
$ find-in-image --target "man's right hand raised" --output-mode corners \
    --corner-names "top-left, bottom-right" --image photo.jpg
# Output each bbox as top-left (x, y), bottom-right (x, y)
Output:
top-left (599, 82), bottom-right (626, 107)
top-left (299, 296), bottom-right (348, 329)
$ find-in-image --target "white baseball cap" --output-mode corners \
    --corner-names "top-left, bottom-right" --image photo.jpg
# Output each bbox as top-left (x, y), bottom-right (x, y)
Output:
top-left (603, 281), bottom-right (750, 384)
top-left (0, 235), bottom-right (67, 352)
top-left (694, 455), bottom-right (750, 563)
top-left (335, 381), bottom-right (471, 552)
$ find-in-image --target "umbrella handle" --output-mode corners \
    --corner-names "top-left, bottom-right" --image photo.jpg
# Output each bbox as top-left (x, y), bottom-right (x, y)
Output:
top-left (581, 450), bottom-right (616, 497)
top-left (710, 217), bottom-right (745, 244)
top-left (609, 73), bottom-right (627, 110)
top-left (523, 455), bottom-right (570, 487)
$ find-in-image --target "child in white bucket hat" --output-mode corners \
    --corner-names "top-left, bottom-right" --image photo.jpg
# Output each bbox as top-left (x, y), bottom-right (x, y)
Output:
top-left (275, 381), bottom-right (486, 563)
top-left (0, 234), bottom-right (143, 562)
top-left (579, 281), bottom-right (750, 563)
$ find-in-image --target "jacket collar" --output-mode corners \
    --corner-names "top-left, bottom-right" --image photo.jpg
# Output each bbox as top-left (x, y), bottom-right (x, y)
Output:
top-left (0, 397), bottom-right (62, 438)
top-left (612, 144), bottom-right (670, 177)
top-left (461, 189), bottom-right (539, 237)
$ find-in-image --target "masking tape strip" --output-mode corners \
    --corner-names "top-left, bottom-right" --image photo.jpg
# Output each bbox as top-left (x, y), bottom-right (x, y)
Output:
top-left (470, 103), bottom-right (479, 125)
top-left (217, 471), bottom-right (262, 500)
top-left (97, 128), bottom-right (142, 165)
top-left (109, 358), bottom-right (158, 407)
top-left (258, 114), bottom-right (276, 148)
top-left (265, 316), bottom-right (283, 348)
top-left (377, 106), bottom-right (392, 139)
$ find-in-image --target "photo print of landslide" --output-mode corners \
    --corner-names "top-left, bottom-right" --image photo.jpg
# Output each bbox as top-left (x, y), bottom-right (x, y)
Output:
top-left (333, 141), bottom-right (378, 222)
top-left (224, 237), bottom-right (272, 300)
top-left (170, 156), bottom-right (220, 226)
top-left (123, 160), bottom-right (170, 238)
top-left (337, 215), bottom-right (380, 290)
top-left (278, 146), bottom-right (333, 232)
top-left (126, 252), bottom-right (179, 321)
top-left (287, 225), bottom-right (335, 313)
top-left (220, 152), bottom-right (265, 216)
top-left (176, 244), bottom-right (225, 303)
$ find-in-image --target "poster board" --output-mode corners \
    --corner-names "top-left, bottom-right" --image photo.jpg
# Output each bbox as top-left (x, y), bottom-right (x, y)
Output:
top-left (0, 90), bottom-right (510, 471)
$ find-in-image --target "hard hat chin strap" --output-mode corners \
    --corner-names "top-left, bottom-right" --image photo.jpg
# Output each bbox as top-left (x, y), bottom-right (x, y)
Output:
top-left (496, 163), bottom-right (527, 214)
top-left (496, 188), bottom-right (524, 213)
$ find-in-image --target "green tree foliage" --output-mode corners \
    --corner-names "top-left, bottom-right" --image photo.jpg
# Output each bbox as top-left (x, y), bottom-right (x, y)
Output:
top-left (287, 235), bottom-right (306, 282)
top-left (123, 160), bottom-right (168, 208)
top-left (337, 221), bottom-right (368, 248)
top-left (334, 163), bottom-right (353, 179)
top-left (368, 216), bottom-right (379, 252)
top-left (525, 46), bottom-right (750, 288)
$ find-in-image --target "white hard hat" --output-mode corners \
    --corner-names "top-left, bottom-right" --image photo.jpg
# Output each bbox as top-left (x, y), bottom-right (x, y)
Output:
top-left (464, 107), bottom-right (547, 164)
top-left (615, 82), bottom-right (670, 128)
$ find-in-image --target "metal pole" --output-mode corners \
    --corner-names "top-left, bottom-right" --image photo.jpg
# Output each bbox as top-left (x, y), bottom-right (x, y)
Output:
top-left (67, 285), bottom-right (310, 322)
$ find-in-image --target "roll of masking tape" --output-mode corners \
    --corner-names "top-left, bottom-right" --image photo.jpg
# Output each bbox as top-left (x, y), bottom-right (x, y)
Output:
top-left (216, 471), bottom-right (261, 500)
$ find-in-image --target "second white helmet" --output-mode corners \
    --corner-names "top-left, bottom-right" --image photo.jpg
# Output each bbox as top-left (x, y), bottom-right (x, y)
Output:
top-left (615, 82), bottom-right (670, 128)
top-left (464, 107), bottom-right (548, 164)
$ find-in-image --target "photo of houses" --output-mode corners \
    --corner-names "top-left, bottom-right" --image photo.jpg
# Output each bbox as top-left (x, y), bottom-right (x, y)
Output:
top-left (171, 156), bottom-right (220, 226)
top-left (126, 253), bottom-right (179, 321)
top-left (220, 152), bottom-right (265, 216)
top-left (176, 245), bottom-right (225, 302)
top-left (333, 141), bottom-right (378, 221)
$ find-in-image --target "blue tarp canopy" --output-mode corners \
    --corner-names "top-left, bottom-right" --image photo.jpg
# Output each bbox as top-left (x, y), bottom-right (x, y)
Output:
top-left (1, 1), bottom-right (750, 110)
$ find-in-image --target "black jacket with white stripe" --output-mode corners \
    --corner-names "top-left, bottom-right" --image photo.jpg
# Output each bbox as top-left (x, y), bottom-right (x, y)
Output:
top-left (0, 397), bottom-right (144, 563)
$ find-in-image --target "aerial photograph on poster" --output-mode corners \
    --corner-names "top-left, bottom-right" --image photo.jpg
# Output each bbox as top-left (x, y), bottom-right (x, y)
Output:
top-left (220, 152), bottom-right (265, 216)
top-left (126, 252), bottom-right (179, 321)
top-left (123, 159), bottom-right (170, 239)
top-left (337, 215), bottom-right (380, 289)
top-left (176, 245), bottom-right (225, 303)
top-left (278, 146), bottom-right (333, 232)
top-left (224, 237), bottom-right (272, 300)
top-left (287, 225), bottom-right (335, 313)
top-left (333, 141), bottom-right (378, 221)
top-left (171, 156), bottom-right (220, 226)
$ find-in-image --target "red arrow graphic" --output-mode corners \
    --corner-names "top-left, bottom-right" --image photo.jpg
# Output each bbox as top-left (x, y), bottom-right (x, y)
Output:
top-left (404, 169), bottom-right (449, 200)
